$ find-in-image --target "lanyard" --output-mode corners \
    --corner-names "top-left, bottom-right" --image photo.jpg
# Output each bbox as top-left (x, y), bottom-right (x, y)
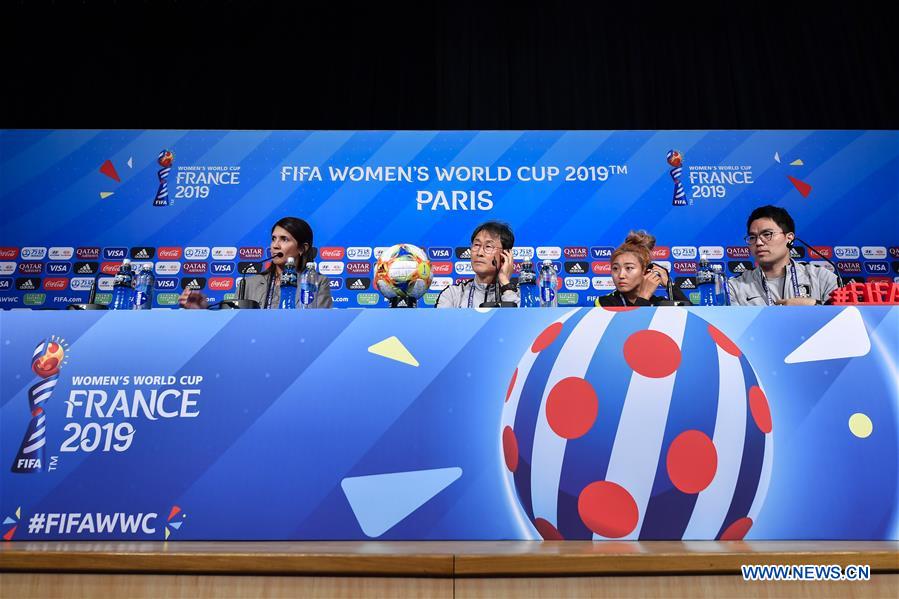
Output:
top-left (467, 282), bottom-right (494, 308)
top-left (265, 272), bottom-right (277, 309)
top-left (760, 260), bottom-right (801, 306)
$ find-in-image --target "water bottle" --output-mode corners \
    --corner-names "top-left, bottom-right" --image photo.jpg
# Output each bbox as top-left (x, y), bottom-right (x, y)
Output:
top-left (518, 260), bottom-right (540, 308)
top-left (279, 257), bottom-right (298, 310)
top-left (538, 259), bottom-right (557, 308)
top-left (298, 262), bottom-right (318, 309)
top-left (709, 262), bottom-right (730, 306)
top-left (133, 265), bottom-right (155, 310)
top-left (696, 253), bottom-right (717, 306)
top-left (109, 259), bottom-right (134, 310)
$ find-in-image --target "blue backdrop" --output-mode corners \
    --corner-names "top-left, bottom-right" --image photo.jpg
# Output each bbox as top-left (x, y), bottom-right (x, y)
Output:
top-left (1, 130), bottom-right (897, 308)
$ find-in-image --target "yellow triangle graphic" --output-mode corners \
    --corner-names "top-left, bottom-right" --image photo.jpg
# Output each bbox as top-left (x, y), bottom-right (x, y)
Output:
top-left (15, 507), bottom-right (21, 519)
top-left (165, 528), bottom-right (170, 540)
top-left (789, 159), bottom-right (804, 166)
top-left (368, 336), bottom-right (419, 367)
top-left (100, 192), bottom-right (114, 199)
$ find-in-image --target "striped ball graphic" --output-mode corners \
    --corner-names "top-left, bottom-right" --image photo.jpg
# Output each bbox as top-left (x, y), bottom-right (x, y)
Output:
top-left (501, 307), bottom-right (773, 540)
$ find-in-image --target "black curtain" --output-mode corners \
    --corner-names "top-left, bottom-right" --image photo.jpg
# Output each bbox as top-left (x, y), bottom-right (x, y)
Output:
top-left (5, 2), bottom-right (897, 130)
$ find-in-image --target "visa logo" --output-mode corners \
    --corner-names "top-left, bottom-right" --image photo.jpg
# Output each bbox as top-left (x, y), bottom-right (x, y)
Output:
top-left (428, 247), bottom-right (452, 260)
top-left (590, 247), bottom-right (613, 259)
top-left (211, 263), bottom-right (235, 274)
top-left (47, 263), bottom-right (72, 274)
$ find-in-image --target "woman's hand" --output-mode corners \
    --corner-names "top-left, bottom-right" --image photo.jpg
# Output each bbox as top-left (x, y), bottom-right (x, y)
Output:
top-left (178, 288), bottom-right (209, 309)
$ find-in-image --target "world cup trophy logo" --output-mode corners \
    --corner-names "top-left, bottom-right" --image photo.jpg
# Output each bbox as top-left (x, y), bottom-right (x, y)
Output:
top-left (152, 149), bottom-right (175, 207)
top-left (11, 337), bottom-right (68, 474)
top-left (667, 149), bottom-right (688, 206)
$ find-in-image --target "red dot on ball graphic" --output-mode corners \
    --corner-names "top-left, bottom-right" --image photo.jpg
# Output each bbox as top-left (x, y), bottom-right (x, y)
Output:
top-left (32, 341), bottom-right (65, 378)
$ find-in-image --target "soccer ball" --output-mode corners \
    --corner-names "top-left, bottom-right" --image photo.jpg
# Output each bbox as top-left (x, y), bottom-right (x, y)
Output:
top-left (374, 244), bottom-right (432, 300)
top-left (501, 308), bottom-right (771, 541)
top-left (32, 340), bottom-right (65, 378)
top-left (666, 150), bottom-right (683, 168)
top-left (157, 150), bottom-right (175, 168)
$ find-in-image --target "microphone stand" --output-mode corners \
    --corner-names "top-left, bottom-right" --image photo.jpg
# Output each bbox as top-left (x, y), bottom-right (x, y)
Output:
top-left (793, 237), bottom-right (845, 289)
top-left (67, 271), bottom-right (109, 310)
top-left (210, 253), bottom-right (284, 310)
top-left (653, 263), bottom-right (689, 306)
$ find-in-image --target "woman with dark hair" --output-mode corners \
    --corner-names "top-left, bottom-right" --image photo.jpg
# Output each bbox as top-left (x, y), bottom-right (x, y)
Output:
top-left (179, 216), bottom-right (333, 309)
top-left (596, 231), bottom-right (691, 307)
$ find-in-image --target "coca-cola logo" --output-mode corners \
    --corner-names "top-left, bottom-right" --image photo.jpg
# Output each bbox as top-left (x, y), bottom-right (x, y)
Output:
top-left (208, 277), bottom-right (233, 291)
top-left (591, 262), bottom-right (611, 275)
top-left (651, 247), bottom-right (671, 260)
top-left (239, 247), bottom-right (264, 260)
top-left (42, 278), bottom-right (68, 291)
top-left (431, 262), bottom-right (453, 275)
top-left (0, 247), bottom-right (19, 260)
top-left (811, 246), bottom-right (833, 259)
top-left (157, 247), bottom-right (183, 260)
top-left (346, 262), bottom-right (371, 275)
top-left (101, 262), bottom-right (122, 275)
top-left (183, 262), bottom-right (208, 274)
top-left (727, 247), bottom-right (751, 259)
top-left (319, 247), bottom-right (346, 260)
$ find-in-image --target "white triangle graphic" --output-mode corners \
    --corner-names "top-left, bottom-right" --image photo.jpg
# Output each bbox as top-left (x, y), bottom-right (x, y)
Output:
top-left (784, 307), bottom-right (870, 364)
top-left (341, 467), bottom-right (462, 537)
top-left (774, 152), bottom-right (781, 163)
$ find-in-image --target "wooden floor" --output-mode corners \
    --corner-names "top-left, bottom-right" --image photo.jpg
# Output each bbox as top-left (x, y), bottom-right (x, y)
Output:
top-left (2, 541), bottom-right (897, 598)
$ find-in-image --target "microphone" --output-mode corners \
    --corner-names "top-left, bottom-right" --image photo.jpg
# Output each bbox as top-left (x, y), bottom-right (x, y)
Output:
top-left (792, 237), bottom-right (845, 289)
top-left (652, 262), bottom-right (689, 307)
top-left (67, 271), bottom-right (109, 310)
top-left (209, 252), bottom-right (284, 310)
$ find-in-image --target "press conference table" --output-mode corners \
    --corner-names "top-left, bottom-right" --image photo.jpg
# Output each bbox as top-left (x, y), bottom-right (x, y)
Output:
top-left (1, 307), bottom-right (897, 597)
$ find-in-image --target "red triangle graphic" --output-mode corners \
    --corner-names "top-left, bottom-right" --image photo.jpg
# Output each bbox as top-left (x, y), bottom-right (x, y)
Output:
top-left (100, 160), bottom-right (121, 182)
top-left (167, 505), bottom-right (182, 522)
top-left (787, 176), bottom-right (812, 198)
top-left (3, 525), bottom-right (17, 541)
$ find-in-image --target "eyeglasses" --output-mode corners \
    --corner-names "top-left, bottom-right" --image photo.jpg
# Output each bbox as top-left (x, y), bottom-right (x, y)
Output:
top-left (470, 242), bottom-right (499, 254)
top-left (744, 230), bottom-right (785, 245)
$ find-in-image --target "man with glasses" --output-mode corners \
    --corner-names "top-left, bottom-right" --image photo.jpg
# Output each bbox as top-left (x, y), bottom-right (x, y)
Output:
top-left (436, 220), bottom-right (519, 308)
top-left (727, 205), bottom-right (839, 306)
